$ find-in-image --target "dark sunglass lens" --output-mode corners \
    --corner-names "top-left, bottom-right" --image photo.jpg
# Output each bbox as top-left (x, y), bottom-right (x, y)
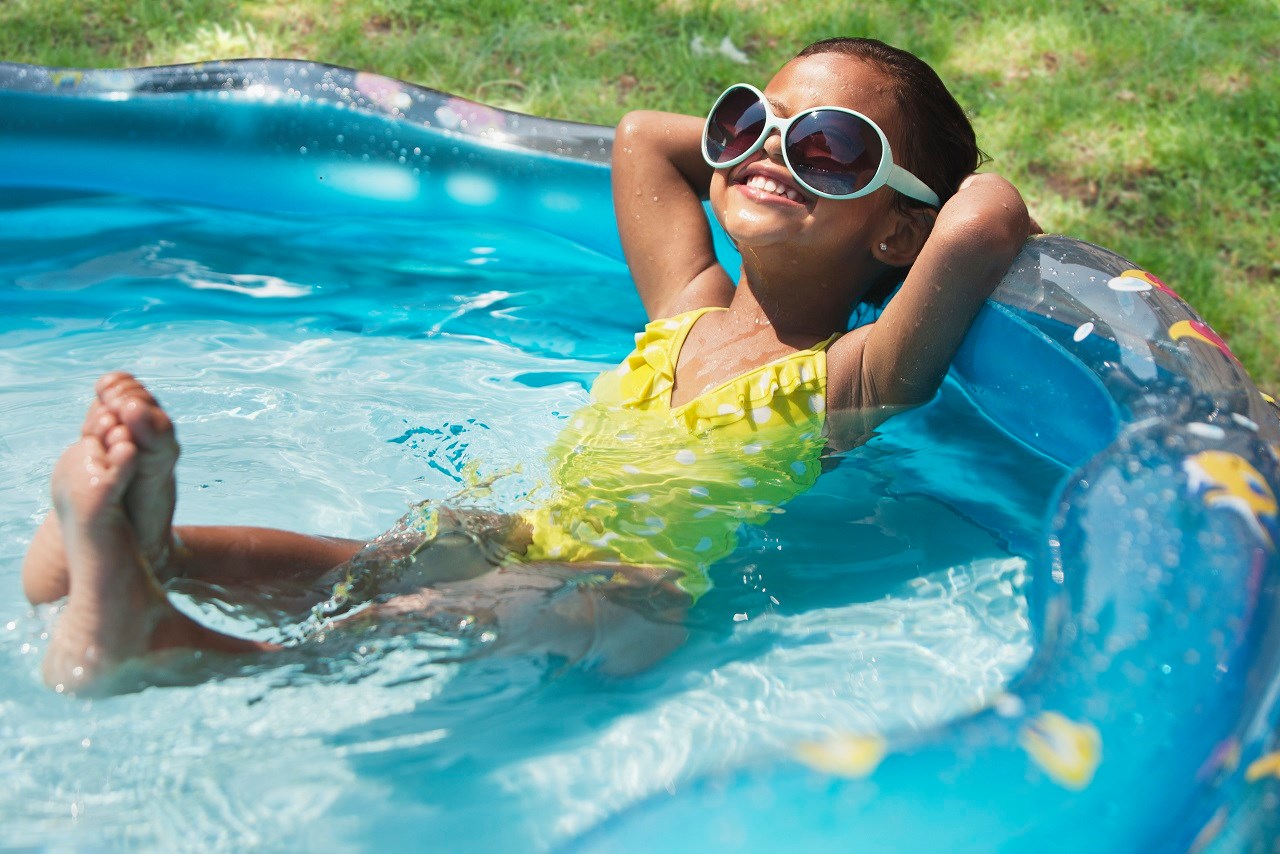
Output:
top-left (705, 87), bottom-right (767, 164)
top-left (786, 111), bottom-right (882, 195)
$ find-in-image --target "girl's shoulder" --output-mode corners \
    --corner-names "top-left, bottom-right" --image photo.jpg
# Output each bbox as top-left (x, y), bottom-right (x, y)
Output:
top-left (650, 266), bottom-right (736, 321)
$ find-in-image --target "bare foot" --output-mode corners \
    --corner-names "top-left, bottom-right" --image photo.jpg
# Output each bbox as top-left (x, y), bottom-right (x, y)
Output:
top-left (41, 433), bottom-right (173, 691)
top-left (42, 431), bottom-right (271, 694)
top-left (22, 372), bottom-right (181, 605)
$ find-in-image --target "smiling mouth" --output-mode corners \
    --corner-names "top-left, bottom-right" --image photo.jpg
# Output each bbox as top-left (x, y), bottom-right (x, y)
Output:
top-left (738, 172), bottom-right (805, 203)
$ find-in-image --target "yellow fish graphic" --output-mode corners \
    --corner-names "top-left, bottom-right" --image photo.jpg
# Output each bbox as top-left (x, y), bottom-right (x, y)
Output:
top-left (1020, 711), bottom-right (1102, 790)
top-left (795, 733), bottom-right (887, 778)
top-left (1245, 750), bottom-right (1280, 783)
top-left (1184, 451), bottom-right (1277, 548)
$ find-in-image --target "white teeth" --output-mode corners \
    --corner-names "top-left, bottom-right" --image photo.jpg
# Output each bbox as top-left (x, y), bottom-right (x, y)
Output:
top-left (745, 174), bottom-right (802, 202)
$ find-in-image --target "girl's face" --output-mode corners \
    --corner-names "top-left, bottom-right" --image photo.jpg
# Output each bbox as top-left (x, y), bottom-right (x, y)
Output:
top-left (709, 53), bottom-right (906, 260)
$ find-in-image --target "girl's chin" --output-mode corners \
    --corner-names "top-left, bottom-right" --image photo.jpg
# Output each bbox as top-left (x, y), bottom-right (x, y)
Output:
top-left (721, 215), bottom-right (805, 249)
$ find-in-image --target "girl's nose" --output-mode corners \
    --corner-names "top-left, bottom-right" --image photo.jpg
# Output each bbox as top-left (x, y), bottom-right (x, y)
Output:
top-left (761, 130), bottom-right (785, 160)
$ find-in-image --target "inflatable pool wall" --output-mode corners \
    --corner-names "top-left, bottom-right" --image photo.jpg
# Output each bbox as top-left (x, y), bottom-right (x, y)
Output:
top-left (2, 60), bottom-right (1278, 852)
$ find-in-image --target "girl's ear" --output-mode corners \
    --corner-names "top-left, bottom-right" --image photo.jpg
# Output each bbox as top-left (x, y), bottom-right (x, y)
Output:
top-left (873, 206), bottom-right (937, 267)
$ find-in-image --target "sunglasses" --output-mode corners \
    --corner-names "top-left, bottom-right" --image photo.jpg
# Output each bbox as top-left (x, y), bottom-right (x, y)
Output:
top-left (701, 83), bottom-right (940, 207)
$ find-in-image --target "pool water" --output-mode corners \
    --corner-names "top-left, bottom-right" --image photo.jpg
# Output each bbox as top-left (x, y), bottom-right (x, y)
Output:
top-left (0, 189), bottom-right (1061, 848)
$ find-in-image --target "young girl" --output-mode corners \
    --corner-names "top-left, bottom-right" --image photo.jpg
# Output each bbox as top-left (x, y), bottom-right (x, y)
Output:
top-left (24, 37), bottom-right (1029, 693)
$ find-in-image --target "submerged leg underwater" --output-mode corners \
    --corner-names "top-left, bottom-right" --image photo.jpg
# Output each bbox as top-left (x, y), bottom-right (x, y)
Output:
top-left (1, 60), bottom-right (1279, 851)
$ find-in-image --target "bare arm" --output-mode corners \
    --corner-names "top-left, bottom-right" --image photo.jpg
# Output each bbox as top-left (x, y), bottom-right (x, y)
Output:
top-left (612, 111), bottom-right (735, 319)
top-left (829, 174), bottom-right (1030, 418)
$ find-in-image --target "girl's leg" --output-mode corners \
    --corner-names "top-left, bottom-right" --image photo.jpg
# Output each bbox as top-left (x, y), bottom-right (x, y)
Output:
top-left (482, 561), bottom-right (690, 676)
top-left (164, 526), bottom-right (363, 585)
top-left (25, 522), bottom-right (364, 605)
top-left (37, 437), bottom-right (519, 693)
top-left (356, 560), bottom-right (691, 676)
top-left (39, 430), bottom-right (683, 692)
top-left (32, 372), bottom-right (687, 691)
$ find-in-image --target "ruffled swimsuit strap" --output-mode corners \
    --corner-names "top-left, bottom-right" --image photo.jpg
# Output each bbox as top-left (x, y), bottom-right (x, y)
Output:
top-left (669, 326), bottom-right (841, 435)
top-left (599, 306), bottom-right (726, 412)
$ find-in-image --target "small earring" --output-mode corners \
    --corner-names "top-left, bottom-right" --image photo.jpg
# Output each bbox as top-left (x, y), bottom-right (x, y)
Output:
top-left (878, 242), bottom-right (888, 252)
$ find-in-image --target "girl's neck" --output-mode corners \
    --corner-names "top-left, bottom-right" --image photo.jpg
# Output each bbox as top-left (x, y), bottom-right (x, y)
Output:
top-left (727, 254), bottom-right (873, 341)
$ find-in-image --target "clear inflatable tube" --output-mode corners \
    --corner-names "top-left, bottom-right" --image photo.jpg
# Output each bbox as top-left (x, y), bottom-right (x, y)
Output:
top-left (2, 60), bottom-right (1278, 851)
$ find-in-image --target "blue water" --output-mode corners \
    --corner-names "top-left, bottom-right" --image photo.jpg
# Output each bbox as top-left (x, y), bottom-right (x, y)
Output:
top-left (0, 189), bottom-right (1060, 849)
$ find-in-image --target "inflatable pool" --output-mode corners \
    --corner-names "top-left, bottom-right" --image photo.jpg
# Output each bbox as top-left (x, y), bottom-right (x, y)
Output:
top-left (2, 60), bottom-right (1279, 851)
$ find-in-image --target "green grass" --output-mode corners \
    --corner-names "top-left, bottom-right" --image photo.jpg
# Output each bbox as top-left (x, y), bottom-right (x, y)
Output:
top-left (3, 0), bottom-right (1277, 387)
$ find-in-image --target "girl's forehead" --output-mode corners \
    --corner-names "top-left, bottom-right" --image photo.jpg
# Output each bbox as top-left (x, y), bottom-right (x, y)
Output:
top-left (763, 54), bottom-right (894, 116)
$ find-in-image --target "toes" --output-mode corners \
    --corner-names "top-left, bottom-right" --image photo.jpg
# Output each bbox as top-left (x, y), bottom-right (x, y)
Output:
top-left (97, 373), bottom-right (157, 410)
top-left (105, 422), bottom-right (132, 448)
top-left (82, 402), bottom-right (121, 441)
top-left (93, 374), bottom-right (175, 450)
top-left (94, 371), bottom-right (141, 396)
top-left (73, 435), bottom-right (137, 503)
top-left (79, 435), bottom-right (112, 475)
top-left (104, 437), bottom-right (139, 489)
top-left (118, 397), bottom-right (175, 449)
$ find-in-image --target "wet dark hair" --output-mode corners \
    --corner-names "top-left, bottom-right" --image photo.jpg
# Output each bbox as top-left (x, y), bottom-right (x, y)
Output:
top-left (796, 37), bottom-right (983, 305)
top-left (796, 37), bottom-right (983, 215)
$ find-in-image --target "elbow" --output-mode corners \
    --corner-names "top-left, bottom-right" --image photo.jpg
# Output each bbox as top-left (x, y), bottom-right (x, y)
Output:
top-left (993, 194), bottom-right (1032, 257)
top-left (948, 175), bottom-right (1032, 261)
top-left (613, 112), bottom-right (653, 189)
top-left (614, 112), bottom-right (642, 162)
top-left (947, 203), bottom-right (1031, 275)
top-left (986, 210), bottom-right (1031, 272)
top-left (615, 111), bottom-right (640, 139)
top-left (613, 111), bottom-right (665, 175)
top-left (615, 110), bottom-right (661, 147)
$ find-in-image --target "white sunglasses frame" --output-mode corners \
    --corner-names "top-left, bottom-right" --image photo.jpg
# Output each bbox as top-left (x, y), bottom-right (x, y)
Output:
top-left (700, 83), bottom-right (940, 207)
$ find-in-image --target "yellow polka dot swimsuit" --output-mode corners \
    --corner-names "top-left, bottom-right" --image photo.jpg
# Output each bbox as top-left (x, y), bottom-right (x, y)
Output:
top-left (520, 307), bottom-right (838, 599)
